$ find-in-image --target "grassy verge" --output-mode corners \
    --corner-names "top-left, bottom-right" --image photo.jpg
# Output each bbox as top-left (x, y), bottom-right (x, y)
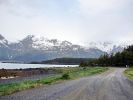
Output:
top-left (0, 67), bottom-right (108, 96)
top-left (124, 68), bottom-right (133, 80)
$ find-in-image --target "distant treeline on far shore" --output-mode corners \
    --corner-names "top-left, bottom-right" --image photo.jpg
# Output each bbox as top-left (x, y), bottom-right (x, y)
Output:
top-left (30, 58), bottom-right (95, 65)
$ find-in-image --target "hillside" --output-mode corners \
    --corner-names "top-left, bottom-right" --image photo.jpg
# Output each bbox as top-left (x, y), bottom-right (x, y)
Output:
top-left (31, 58), bottom-right (94, 65)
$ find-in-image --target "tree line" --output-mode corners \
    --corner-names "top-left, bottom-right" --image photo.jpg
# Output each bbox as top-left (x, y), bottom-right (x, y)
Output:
top-left (31, 58), bottom-right (94, 65)
top-left (80, 45), bottom-right (133, 67)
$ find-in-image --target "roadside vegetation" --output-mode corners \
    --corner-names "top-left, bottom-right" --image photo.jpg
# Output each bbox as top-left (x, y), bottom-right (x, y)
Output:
top-left (0, 68), bottom-right (59, 78)
top-left (0, 67), bottom-right (108, 96)
top-left (124, 68), bottom-right (133, 79)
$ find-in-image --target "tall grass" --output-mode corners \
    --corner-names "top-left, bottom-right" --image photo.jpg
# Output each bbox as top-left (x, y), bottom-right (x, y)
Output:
top-left (124, 68), bottom-right (133, 79)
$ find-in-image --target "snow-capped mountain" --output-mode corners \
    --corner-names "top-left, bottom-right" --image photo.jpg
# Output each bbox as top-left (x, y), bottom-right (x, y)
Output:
top-left (9, 35), bottom-right (83, 52)
top-left (88, 41), bottom-right (126, 53)
top-left (0, 34), bottom-right (128, 62)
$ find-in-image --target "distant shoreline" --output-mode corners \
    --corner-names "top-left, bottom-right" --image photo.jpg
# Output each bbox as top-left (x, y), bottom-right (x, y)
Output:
top-left (0, 63), bottom-right (78, 69)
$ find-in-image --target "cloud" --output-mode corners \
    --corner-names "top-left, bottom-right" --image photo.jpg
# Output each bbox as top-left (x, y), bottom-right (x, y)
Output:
top-left (78, 0), bottom-right (130, 15)
top-left (0, 0), bottom-right (133, 45)
top-left (77, 0), bottom-right (133, 43)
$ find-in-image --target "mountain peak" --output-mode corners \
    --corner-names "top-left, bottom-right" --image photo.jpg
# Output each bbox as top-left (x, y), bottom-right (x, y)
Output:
top-left (0, 34), bottom-right (5, 40)
top-left (0, 34), bottom-right (8, 46)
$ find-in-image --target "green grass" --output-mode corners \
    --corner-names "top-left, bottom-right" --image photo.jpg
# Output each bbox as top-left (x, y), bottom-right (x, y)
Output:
top-left (69, 67), bottom-right (108, 79)
top-left (124, 68), bottom-right (133, 79)
top-left (0, 67), bottom-right (108, 96)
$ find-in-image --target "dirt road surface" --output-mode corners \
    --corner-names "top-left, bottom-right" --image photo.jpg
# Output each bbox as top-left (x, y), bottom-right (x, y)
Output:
top-left (1, 68), bottom-right (133, 100)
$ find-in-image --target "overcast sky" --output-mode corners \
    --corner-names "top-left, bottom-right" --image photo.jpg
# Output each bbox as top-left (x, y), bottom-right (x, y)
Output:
top-left (0, 0), bottom-right (133, 45)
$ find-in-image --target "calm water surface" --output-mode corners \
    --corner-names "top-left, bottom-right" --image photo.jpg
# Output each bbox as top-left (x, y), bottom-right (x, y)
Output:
top-left (0, 63), bottom-right (78, 69)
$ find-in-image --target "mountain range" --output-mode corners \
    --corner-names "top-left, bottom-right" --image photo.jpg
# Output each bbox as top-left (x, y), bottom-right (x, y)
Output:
top-left (0, 34), bottom-right (126, 62)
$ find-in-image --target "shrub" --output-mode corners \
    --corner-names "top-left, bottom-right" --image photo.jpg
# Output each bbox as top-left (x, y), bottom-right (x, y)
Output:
top-left (61, 73), bottom-right (70, 79)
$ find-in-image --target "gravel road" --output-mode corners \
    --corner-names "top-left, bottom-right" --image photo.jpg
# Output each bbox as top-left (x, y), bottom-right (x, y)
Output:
top-left (1, 68), bottom-right (133, 100)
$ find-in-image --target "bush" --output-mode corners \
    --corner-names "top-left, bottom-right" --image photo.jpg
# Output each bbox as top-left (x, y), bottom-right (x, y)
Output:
top-left (61, 73), bottom-right (70, 79)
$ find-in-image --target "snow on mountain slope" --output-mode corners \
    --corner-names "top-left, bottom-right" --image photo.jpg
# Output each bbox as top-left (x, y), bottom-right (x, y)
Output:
top-left (0, 34), bottom-right (8, 47)
top-left (88, 41), bottom-right (127, 53)
top-left (8, 35), bottom-right (127, 53)
top-left (19, 35), bottom-right (81, 51)
top-left (32, 36), bottom-right (62, 50)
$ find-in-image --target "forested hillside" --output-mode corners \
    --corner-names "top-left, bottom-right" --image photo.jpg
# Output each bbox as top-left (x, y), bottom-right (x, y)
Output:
top-left (31, 58), bottom-right (94, 65)
top-left (80, 45), bottom-right (133, 67)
